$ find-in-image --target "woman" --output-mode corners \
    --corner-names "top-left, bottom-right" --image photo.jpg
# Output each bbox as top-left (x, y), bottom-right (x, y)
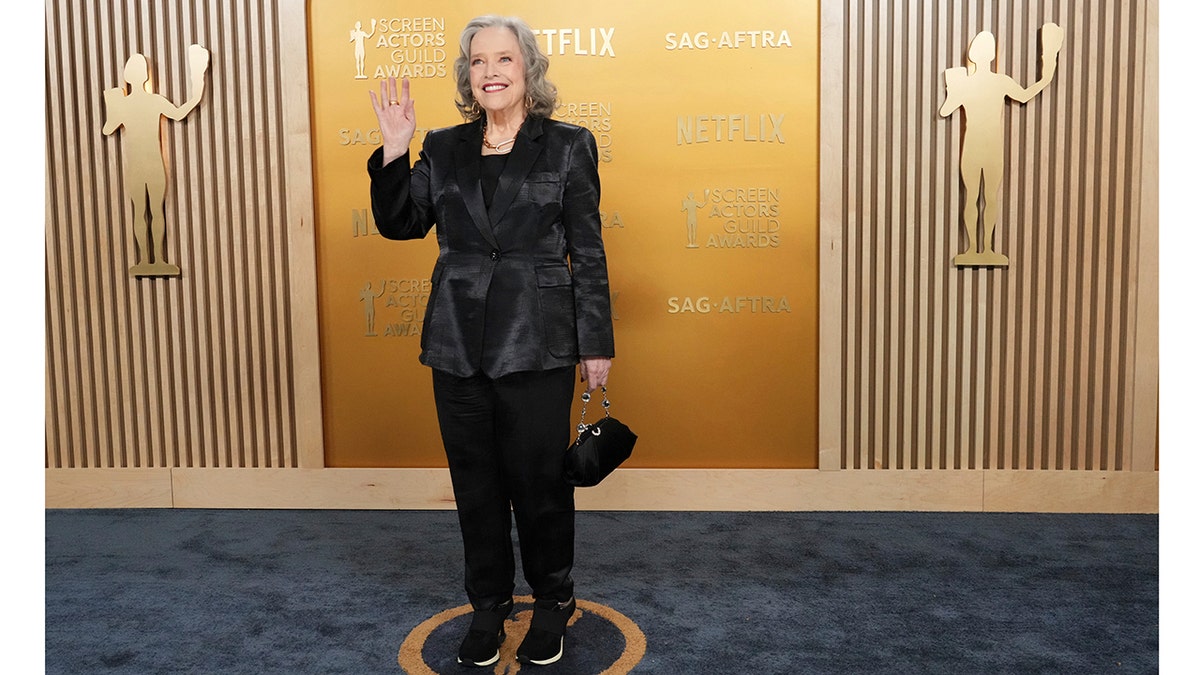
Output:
top-left (366, 15), bottom-right (614, 668)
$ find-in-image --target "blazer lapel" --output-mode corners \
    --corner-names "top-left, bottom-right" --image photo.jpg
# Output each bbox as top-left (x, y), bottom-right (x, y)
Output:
top-left (487, 116), bottom-right (545, 227)
top-left (454, 121), bottom-right (500, 250)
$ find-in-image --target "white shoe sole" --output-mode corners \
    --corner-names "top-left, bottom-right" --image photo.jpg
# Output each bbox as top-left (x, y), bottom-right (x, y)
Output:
top-left (521, 637), bottom-right (563, 666)
top-left (457, 651), bottom-right (500, 667)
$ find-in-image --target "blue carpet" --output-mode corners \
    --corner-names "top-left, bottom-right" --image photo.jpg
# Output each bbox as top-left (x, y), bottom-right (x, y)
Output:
top-left (44, 510), bottom-right (1157, 674)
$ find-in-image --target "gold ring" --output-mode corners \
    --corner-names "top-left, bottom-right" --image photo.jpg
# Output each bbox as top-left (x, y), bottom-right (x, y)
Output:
top-left (389, 100), bottom-right (399, 105)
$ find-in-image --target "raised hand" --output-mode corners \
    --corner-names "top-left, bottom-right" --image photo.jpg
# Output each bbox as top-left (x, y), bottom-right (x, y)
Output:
top-left (369, 76), bottom-right (417, 165)
top-left (1040, 22), bottom-right (1065, 58)
top-left (1037, 23), bottom-right (1063, 83)
top-left (187, 44), bottom-right (210, 79)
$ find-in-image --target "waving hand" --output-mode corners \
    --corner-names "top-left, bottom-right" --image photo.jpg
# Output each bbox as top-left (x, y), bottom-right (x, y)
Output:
top-left (369, 76), bottom-right (416, 165)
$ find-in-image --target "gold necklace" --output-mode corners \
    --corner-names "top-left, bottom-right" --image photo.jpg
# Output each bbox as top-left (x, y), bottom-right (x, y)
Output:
top-left (481, 118), bottom-right (519, 151)
top-left (482, 134), bottom-right (515, 151)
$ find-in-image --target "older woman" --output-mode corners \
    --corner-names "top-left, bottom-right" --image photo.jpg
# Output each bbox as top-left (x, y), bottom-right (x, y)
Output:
top-left (366, 15), bottom-right (614, 668)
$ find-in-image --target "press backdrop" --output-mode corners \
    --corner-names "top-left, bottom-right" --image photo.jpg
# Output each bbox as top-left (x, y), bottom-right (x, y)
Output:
top-left (308, 0), bottom-right (821, 468)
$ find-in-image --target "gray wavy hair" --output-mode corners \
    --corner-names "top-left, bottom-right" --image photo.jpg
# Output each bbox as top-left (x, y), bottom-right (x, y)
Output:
top-left (453, 15), bottom-right (558, 120)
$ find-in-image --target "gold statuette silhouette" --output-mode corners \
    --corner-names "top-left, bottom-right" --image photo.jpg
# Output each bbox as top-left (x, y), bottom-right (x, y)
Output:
top-left (359, 281), bottom-right (385, 336)
top-left (939, 23), bottom-right (1063, 268)
top-left (103, 44), bottom-right (210, 278)
top-left (681, 190), bottom-right (708, 249)
top-left (350, 20), bottom-right (377, 80)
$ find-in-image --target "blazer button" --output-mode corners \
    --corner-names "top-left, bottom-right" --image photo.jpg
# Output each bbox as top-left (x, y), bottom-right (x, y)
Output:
top-left (490, 250), bottom-right (501, 261)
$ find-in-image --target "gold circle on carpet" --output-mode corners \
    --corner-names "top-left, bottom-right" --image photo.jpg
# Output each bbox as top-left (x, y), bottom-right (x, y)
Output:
top-left (398, 595), bottom-right (646, 674)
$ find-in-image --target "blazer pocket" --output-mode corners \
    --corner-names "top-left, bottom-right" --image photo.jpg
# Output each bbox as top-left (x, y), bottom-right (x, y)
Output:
top-left (519, 173), bottom-right (563, 202)
top-left (535, 264), bottom-right (578, 358)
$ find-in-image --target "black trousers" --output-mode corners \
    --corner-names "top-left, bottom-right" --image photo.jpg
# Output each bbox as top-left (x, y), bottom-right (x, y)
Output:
top-left (431, 366), bottom-right (577, 610)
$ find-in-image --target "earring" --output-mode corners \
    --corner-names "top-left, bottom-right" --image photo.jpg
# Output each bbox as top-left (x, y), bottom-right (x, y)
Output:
top-left (525, 94), bottom-right (533, 111)
top-left (470, 100), bottom-right (481, 117)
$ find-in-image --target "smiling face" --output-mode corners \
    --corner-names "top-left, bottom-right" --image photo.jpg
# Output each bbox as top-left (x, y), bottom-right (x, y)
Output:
top-left (468, 26), bottom-right (528, 119)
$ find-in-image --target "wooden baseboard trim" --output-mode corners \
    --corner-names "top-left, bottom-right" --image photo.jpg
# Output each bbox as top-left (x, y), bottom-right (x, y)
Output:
top-left (45, 468), bottom-right (1158, 513)
top-left (46, 468), bottom-right (174, 508)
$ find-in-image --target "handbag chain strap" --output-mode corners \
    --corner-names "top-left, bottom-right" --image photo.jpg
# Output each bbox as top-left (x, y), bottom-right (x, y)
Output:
top-left (576, 386), bottom-right (612, 437)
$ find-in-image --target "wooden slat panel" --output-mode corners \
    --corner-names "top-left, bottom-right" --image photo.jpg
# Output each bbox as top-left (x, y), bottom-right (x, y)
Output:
top-left (871, 0), bottom-right (887, 470)
top-left (45, 0), bottom-right (69, 468)
top-left (160, 0), bottom-right (186, 468)
top-left (941, 0), bottom-right (957, 471)
top-left (915, 0), bottom-right (934, 470)
top-left (1065, 2), bottom-right (1084, 468)
top-left (44, 0), bottom-right (305, 469)
top-left (1110, 0), bottom-right (1132, 471)
top-left (984, 0), bottom-right (1009, 471)
top-left (257, 0), bottom-right (285, 469)
top-left (824, 0), bottom-right (1157, 473)
top-left (1079, 0), bottom-right (1100, 470)
top-left (864, 0), bottom-right (883, 468)
top-left (901, 0), bottom-right (919, 470)
top-left (1129, 0), bottom-right (1158, 473)
top-left (74, 0), bottom-right (104, 469)
top-left (1104, 0), bottom-right (1126, 467)
top-left (845, 0), bottom-right (861, 469)
top-left (1061, 2), bottom-right (1085, 470)
top-left (1014, 0), bottom-right (1035, 471)
top-left (1045, 0), bottom-right (1066, 471)
top-left (1095, 0), bottom-right (1116, 471)
top-left (1035, 0), bottom-right (1052, 470)
top-left (878, 0), bottom-right (897, 468)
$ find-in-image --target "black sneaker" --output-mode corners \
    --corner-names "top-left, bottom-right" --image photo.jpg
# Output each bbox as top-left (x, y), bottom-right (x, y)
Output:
top-left (516, 597), bottom-right (575, 666)
top-left (457, 599), bottom-right (513, 667)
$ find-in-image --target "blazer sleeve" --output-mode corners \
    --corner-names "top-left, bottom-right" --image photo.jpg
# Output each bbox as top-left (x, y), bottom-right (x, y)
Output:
top-left (366, 144), bottom-right (435, 240)
top-left (561, 127), bottom-right (616, 358)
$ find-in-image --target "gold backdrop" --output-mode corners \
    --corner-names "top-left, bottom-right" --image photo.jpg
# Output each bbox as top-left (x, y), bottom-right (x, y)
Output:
top-left (309, 0), bottom-right (820, 468)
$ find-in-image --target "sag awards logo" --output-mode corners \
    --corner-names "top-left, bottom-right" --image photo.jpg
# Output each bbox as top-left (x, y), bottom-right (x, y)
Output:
top-left (349, 17), bottom-right (448, 80)
top-left (359, 279), bottom-right (430, 337)
top-left (681, 187), bottom-right (782, 249)
top-left (555, 101), bottom-right (614, 162)
top-left (664, 29), bottom-right (793, 50)
top-left (398, 596), bottom-right (645, 674)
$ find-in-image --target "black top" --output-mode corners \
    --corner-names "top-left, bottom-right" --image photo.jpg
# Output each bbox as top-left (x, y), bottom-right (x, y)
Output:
top-left (480, 153), bottom-right (508, 210)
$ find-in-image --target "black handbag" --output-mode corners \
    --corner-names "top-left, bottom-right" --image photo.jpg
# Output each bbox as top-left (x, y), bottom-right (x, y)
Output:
top-left (563, 386), bottom-right (637, 487)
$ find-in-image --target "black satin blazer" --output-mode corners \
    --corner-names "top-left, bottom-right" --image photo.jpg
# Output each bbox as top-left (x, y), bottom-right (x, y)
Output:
top-left (368, 115), bottom-right (615, 379)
